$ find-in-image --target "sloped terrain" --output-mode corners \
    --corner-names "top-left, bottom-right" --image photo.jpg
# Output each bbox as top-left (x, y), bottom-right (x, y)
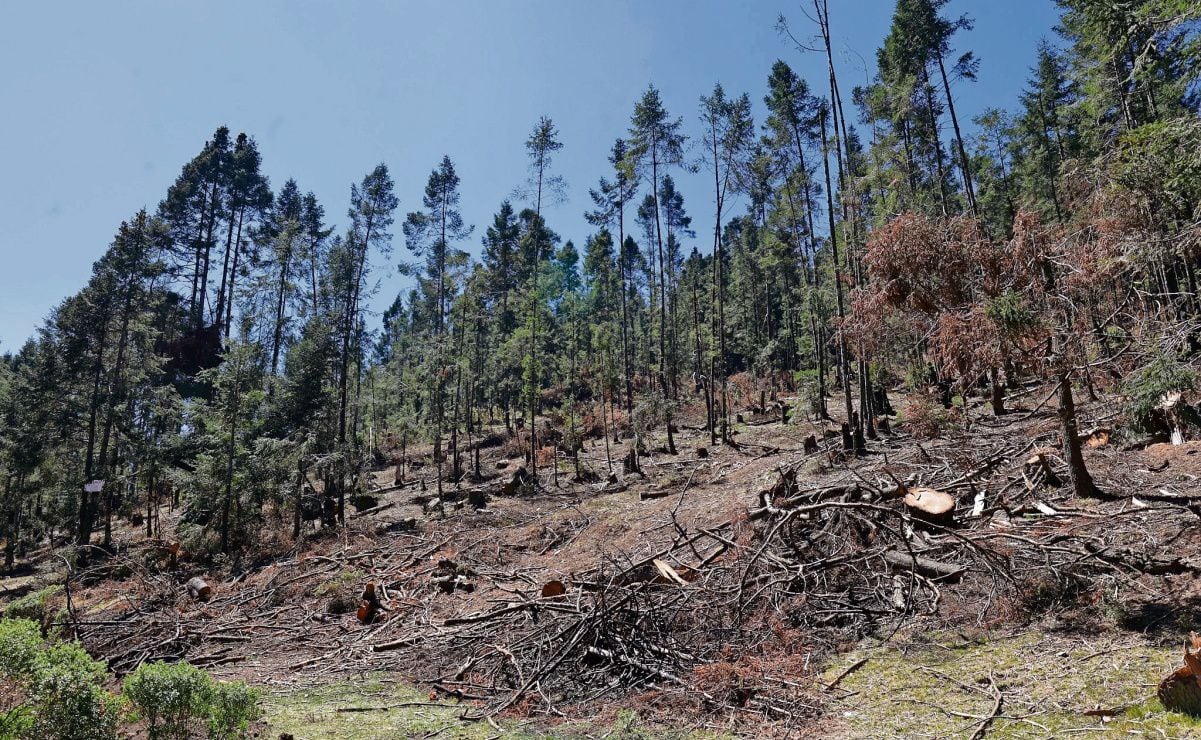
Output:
top-left (4, 389), bottom-right (1201, 737)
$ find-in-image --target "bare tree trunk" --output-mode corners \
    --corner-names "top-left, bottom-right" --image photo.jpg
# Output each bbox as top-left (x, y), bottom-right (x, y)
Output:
top-left (1057, 371), bottom-right (1097, 498)
top-left (937, 54), bottom-right (978, 217)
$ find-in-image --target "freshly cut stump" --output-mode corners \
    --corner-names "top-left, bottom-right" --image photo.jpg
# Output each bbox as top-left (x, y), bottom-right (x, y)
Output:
top-left (1160, 633), bottom-right (1201, 716)
top-left (903, 487), bottom-right (956, 525)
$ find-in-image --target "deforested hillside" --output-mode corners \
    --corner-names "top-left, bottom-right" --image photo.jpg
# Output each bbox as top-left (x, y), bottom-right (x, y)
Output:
top-left (2, 0), bottom-right (1201, 737)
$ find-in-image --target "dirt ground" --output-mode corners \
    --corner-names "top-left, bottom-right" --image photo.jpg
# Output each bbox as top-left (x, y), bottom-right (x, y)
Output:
top-left (5, 387), bottom-right (1201, 737)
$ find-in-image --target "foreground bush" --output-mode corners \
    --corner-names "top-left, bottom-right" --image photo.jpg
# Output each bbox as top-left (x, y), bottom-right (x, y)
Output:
top-left (27, 641), bottom-right (120, 740)
top-left (124, 660), bottom-right (260, 739)
top-left (0, 617), bottom-right (259, 739)
top-left (0, 618), bottom-right (119, 739)
top-left (3, 585), bottom-right (62, 625)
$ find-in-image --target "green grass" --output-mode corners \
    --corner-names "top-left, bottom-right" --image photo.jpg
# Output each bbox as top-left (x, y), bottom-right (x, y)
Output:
top-left (265, 678), bottom-right (524, 739)
top-left (822, 630), bottom-right (1201, 738)
top-left (264, 678), bottom-right (737, 738)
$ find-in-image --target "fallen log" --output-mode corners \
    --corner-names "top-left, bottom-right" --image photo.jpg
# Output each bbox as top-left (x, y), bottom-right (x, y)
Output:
top-left (351, 501), bottom-right (396, 518)
top-left (372, 637), bottom-right (417, 653)
top-left (881, 550), bottom-right (966, 581)
top-left (639, 489), bottom-right (673, 500)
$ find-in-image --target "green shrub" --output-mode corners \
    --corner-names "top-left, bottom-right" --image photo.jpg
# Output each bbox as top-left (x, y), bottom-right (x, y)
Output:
top-left (124, 661), bottom-right (213, 739)
top-left (4, 584), bottom-right (62, 624)
top-left (124, 660), bottom-right (261, 739)
top-left (207, 680), bottom-right (261, 739)
top-left (27, 641), bottom-right (118, 740)
top-left (0, 618), bottom-right (43, 681)
top-left (0, 707), bottom-right (32, 740)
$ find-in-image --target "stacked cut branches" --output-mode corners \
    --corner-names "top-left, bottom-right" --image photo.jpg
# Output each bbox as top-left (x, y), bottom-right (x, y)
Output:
top-left (390, 434), bottom-right (1199, 722)
top-left (58, 423), bottom-right (1201, 729)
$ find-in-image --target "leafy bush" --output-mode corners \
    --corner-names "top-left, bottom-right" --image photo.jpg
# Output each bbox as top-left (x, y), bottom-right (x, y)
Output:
top-left (27, 641), bottom-right (119, 740)
top-left (4, 584), bottom-right (62, 624)
top-left (0, 622), bottom-right (257, 739)
top-left (0, 617), bottom-right (118, 739)
top-left (124, 660), bottom-right (260, 739)
top-left (124, 661), bottom-right (213, 739)
top-left (0, 618), bottom-right (42, 681)
top-left (207, 680), bottom-right (261, 739)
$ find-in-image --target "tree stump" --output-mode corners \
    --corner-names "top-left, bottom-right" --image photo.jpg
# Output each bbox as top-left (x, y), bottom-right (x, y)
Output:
top-left (803, 435), bottom-right (819, 454)
top-left (186, 576), bottom-right (212, 601)
top-left (357, 582), bottom-right (382, 624)
top-left (903, 487), bottom-right (956, 525)
top-left (1160, 633), bottom-right (1201, 716)
top-left (502, 466), bottom-right (534, 495)
top-left (1023, 448), bottom-right (1062, 488)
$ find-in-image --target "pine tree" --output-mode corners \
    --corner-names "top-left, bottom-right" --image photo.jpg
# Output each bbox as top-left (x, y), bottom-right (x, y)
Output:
top-left (333, 165), bottom-right (397, 521)
top-left (701, 83), bottom-right (755, 440)
top-left (403, 156), bottom-right (472, 493)
top-left (627, 86), bottom-right (687, 399)
top-left (587, 140), bottom-right (639, 414)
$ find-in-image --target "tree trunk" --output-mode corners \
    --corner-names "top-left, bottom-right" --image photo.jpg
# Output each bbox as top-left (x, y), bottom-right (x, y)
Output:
top-left (1057, 371), bottom-right (1097, 498)
top-left (937, 54), bottom-right (978, 217)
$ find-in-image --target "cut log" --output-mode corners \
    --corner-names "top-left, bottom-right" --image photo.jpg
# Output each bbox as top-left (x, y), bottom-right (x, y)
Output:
top-left (1160, 633), bottom-right (1201, 716)
top-left (881, 550), bottom-right (966, 581)
top-left (541, 580), bottom-right (566, 598)
top-left (902, 487), bottom-right (956, 524)
top-left (1079, 427), bottom-right (1111, 448)
top-left (186, 576), bottom-right (212, 601)
top-left (357, 582), bottom-right (382, 624)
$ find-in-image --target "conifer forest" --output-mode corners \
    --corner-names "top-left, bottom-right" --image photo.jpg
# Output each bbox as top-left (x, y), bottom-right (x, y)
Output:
top-left (3, 1), bottom-right (1201, 736)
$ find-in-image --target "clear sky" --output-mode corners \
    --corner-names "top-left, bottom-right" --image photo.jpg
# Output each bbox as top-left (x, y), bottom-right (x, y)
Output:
top-left (0, 0), bottom-right (1062, 351)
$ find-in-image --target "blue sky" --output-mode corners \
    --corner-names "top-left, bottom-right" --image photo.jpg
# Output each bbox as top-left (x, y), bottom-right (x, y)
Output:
top-left (0, 0), bottom-right (1062, 350)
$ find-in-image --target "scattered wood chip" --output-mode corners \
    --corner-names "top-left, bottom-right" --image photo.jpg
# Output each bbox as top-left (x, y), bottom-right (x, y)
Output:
top-left (652, 559), bottom-right (689, 586)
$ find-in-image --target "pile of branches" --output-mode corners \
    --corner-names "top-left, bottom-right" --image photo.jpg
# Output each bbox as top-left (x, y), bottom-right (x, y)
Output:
top-left (395, 436), bottom-right (1199, 724)
top-left (50, 423), bottom-right (1201, 729)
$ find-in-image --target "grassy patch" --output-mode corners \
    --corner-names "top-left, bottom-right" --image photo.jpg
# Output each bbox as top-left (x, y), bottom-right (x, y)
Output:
top-left (822, 630), bottom-right (1201, 737)
top-left (264, 679), bottom-right (738, 738)
top-left (264, 678), bottom-right (526, 739)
